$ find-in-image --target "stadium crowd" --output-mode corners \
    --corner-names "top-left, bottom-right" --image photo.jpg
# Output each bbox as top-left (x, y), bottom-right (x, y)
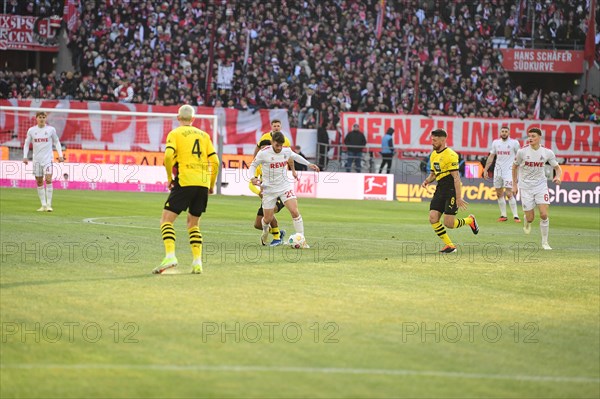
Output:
top-left (2, 0), bottom-right (599, 127)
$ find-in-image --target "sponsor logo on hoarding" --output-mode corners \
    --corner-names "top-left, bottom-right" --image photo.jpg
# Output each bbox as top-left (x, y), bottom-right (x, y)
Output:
top-left (396, 181), bottom-right (600, 206)
top-left (295, 173), bottom-right (317, 197)
top-left (364, 176), bottom-right (387, 195)
top-left (364, 175), bottom-right (388, 200)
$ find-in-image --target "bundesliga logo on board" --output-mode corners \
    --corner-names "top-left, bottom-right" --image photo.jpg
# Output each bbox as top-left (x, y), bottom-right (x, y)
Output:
top-left (363, 175), bottom-right (387, 199)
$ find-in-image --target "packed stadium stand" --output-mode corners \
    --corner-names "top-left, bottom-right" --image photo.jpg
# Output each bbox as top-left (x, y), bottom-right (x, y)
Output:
top-left (1, 0), bottom-right (599, 128)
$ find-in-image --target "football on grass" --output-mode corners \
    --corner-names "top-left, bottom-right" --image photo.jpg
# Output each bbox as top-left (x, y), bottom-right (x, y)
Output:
top-left (288, 233), bottom-right (306, 249)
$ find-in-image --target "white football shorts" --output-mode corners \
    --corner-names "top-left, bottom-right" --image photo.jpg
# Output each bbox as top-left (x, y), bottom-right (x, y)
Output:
top-left (32, 160), bottom-right (53, 177)
top-left (520, 188), bottom-right (550, 211)
top-left (493, 169), bottom-right (514, 189)
top-left (262, 188), bottom-right (296, 209)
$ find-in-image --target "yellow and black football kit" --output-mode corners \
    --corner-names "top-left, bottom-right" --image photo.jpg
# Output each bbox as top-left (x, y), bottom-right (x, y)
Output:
top-left (429, 147), bottom-right (460, 215)
top-left (163, 125), bottom-right (219, 216)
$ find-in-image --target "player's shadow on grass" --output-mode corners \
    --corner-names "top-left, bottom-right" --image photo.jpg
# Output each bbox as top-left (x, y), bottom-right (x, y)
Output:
top-left (0, 274), bottom-right (153, 289)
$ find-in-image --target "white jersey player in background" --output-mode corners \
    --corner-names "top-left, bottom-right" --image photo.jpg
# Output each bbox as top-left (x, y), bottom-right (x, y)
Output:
top-left (249, 131), bottom-right (319, 247)
top-left (512, 127), bottom-right (562, 250)
top-left (483, 125), bottom-right (521, 222)
top-left (22, 112), bottom-right (64, 212)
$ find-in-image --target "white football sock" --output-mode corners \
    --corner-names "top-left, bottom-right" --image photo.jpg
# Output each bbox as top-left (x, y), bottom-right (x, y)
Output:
top-left (497, 197), bottom-right (506, 217)
top-left (508, 196), bottom-right (518, 218)
top-left (293, 215), bottom-right (304, 235)
top-left (37, 186), bottom-right (46, 206)
top-left (46, 183), bottom-right (53, 206)
top-left (261, 217), bottom-right (270, 233)
top-left (540, 218), bottom-right (549, 244)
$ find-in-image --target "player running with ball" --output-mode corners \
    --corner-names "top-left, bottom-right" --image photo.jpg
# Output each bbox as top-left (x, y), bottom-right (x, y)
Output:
top-left (249, 132), bottom-right (319, 248)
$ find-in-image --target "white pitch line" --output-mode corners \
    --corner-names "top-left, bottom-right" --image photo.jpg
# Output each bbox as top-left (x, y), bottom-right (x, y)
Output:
top-left (1, 363), bottom-right (598, 383)
top-left (82, 216), bottom-right (159, 230)
top-left (82, 217), bottom-right (260, 236)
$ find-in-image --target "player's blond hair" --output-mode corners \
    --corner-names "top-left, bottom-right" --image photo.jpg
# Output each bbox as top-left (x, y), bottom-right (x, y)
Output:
top-left (178, 104), bottom-right (195, 121)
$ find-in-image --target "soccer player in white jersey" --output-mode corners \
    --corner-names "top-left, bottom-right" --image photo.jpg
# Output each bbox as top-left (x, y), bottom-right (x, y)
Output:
top-left (512, 127), bottom-right (562, 250)
top-left (249, 132), bottom-right (319, 247)
top-left (22, 112), bottom-right (64, 212)
top-left (483, 125), bottom-right (521, 222)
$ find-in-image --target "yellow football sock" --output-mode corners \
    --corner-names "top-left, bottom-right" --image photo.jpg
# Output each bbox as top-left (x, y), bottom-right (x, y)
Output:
top-left (432, 222), bottom-right (453, 246)
top-left (271, 227), bottom-right (280, 240)
top-left (453, 216), bottom-right (473, 229)
top-left (188, 226), bottom-right (203, 260)
top-left (161, 222), bottom-right (176, 255)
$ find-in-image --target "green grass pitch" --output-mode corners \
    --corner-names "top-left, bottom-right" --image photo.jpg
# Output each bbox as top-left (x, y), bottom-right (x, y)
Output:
top-left (1, 187), bottom-right (598, 398)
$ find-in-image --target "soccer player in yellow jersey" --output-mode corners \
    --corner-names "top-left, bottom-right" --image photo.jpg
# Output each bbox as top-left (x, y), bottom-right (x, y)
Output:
top-left (421, 129), bottom-right (479, 253)
top-left (253, 119), bottom-right (292, 156)
top-left (249, 164), bottom-right (286, 246)
top-left (153, 105), bottom-right (219, 274)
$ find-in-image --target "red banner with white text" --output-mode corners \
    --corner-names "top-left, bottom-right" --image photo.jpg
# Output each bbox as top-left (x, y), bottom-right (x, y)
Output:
top-left (341, 113), bottom-right (600, 158)
top-left (0, 14), bottom-right (62, 51)
top-left (3, 101), bottom-right (597, 158)
top-left (500, 49), bottom-right (584, 73)
top-left (0, 100), bottom-right (291, 154)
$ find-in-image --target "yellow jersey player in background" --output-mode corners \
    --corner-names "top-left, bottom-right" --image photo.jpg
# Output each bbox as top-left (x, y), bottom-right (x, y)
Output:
top-left (253, 119), bottom-right (291, 156)
top-left (153, 104), bottom-right (219, 274)
top-left (421, 129), bottom-right (479, 253)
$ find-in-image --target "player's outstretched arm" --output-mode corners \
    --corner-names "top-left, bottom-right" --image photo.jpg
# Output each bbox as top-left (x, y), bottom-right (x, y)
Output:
top-left (289, 151), bottom-right (313, 170)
